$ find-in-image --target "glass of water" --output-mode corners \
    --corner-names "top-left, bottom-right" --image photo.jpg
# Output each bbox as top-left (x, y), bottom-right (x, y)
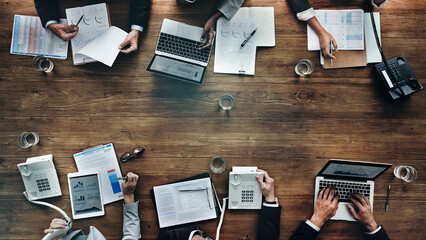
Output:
top-left (210, 156), bottom-right (226, 173)
top-left (219, 94), bottom-right (235, 110)
top-left (18, 132), bottom-right (40, 148)
top-left (295, 59), bottom-right (314, 76)
top-left (394, 166), bottom-right (417, 183)
top-left (33, 56), bottom-right (54, 72)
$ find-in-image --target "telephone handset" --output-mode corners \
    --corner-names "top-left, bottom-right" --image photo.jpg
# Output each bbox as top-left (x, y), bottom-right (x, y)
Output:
top-left (17, 154), bottom-right (62, 200)
top-left (228, 167), bottom-right (263, 209)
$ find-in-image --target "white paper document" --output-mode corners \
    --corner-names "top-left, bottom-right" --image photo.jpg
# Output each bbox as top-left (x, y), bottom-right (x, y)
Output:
top-left (232, 7), bottom-right (275, 47)
top-left (364, 12), bottom-right (381, 63)
top-left (75, 26), bottom-right (127, 67)
top-left (308, 9), bottom-right (364, 51)
top-left (66, 3), bottom-right (127, 67)
top-left (73, 143), bottom-right (123, 204)
top-left (214, 18), bottom-right (258, 75)
top-left (10, 15), bottom-right (68, 59)
top-left (153, 177), bottom-right (216, 228)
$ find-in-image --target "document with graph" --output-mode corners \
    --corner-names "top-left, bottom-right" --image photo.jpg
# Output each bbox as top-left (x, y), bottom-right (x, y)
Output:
top-left (307, 9), bottom-right (364, 51)
top-left (66, 3), bottom-right (127, 67)
top-left (214, 18), bottom-right (258, 75)
top-left (73, 143), bottom-right (124, 204)
top-left (10, 15), bottom-right (68, 59)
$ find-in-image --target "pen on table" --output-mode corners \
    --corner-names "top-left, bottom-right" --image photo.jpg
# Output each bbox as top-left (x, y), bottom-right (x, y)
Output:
top-left (385, 184), bottom-right (390, 211)
top-left (240, 28), bottom-right (257, 48)
top-left (329, 40), bottom-right (333, 66)
top-left (117, 177), bottom-right (128, 181)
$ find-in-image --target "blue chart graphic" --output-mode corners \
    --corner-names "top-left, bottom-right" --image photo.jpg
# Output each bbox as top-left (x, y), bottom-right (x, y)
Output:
top-left (108, 169), bottom-right (121, 194)
top-left (73, 182), bottom-right (84, 189)
top-left (75, 195), bottom-right (85, 202)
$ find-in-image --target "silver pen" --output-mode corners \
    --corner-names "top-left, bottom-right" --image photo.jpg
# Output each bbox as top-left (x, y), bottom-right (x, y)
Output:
top-left (330, 40), bottom-right (333, 66)
top-left (240, 28), bottom-right (257, 48)
top-left (385, 184), bottom-right (390, 211)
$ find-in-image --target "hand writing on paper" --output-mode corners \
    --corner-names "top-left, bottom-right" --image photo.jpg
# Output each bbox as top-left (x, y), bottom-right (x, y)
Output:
top-left (48, 24), bottom-right (79, 41)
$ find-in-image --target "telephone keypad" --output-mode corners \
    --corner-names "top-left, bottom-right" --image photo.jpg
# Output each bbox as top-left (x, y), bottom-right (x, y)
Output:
top-left (35, 174), bottom-right (51, 192)
top-left (241, 190), bottom-right (254, 203)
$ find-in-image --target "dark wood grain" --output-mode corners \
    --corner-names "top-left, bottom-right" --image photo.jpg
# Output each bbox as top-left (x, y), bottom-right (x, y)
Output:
top-left (0, 0), bottom-right (425, 239)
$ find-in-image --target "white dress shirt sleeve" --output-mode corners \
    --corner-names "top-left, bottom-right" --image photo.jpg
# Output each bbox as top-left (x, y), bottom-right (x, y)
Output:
top-left (131, 25), bottom-right (144, 33)
top-left (296, 7), bottom-right (316, 21)
top-left (364, 225), bottom-right (382, 235)
top-left (45, 20), bottom-right (58, 29)
top-left (305, 219), bottom-right (321, 232)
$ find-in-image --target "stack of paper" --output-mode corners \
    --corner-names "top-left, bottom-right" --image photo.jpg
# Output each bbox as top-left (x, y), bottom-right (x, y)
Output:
top-left (10, 15), bottom-right (68, 59)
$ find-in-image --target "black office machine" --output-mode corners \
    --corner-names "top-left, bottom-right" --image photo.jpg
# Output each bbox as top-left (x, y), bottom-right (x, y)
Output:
top-left (369, 11), bottom-right (423, 100)
top-left (375, 55), bottom-right (423, 100)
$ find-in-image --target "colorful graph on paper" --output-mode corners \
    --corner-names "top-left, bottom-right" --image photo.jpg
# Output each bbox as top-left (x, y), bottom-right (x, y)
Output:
top-left (10, 15), bottom-right (68, 59)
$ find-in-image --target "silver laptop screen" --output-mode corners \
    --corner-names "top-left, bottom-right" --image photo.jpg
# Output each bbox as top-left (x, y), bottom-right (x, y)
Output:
top-left (319, 160), bottom-right (391, 180)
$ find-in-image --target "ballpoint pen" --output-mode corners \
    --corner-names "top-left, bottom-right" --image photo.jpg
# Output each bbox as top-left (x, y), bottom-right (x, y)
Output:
top-left (117, 177), bottom-right (128, 181)
top-left (385, 184), bottom-right (390, 211)
top-left (75, 15), bottom-right (84, 27)
top-left (240, 28), bottom-right (257, 48)
top-left (330, 40), bottom-right (333, 66)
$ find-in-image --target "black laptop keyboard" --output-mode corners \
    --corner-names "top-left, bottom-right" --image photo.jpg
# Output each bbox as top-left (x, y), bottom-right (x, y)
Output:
top-left (319, 180), bottom-right (371, 202)
top-left (156, 32), bottom-right (212, 63)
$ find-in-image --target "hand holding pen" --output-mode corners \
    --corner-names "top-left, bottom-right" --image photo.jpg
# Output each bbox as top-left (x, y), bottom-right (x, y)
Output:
top-left (120, 172), bottom-right (139, 205)
top-left (47, 15), bottom-right (83, 41)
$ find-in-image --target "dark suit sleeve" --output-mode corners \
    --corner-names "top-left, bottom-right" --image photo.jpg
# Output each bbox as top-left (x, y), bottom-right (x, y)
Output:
top-left (156, 225), bottom-right (199, 240)
top-left (129, 0), bottom-right (151, 28)
top-left (34, 0), bottom-right (60, 28)
top-left (364, 226), bottom-right (390, 240)
top-left (289, 222), bottom-right (319, 240)
top-left (256, 205), bottom-right (282, 240)
top-left (287, 0), bottom-right (312, 14)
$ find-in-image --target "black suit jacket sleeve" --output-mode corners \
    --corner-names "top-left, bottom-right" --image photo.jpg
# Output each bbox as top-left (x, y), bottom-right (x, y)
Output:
top-left (287, 0), bottom-right (312, 14)
top-left (364, 226), bottom-right (390, 240)
top-left (257, 205), bottom-right (282, 240)
top-left (289, 222), bottom-right (319, 240)
top-left (129, 0), bottom-right (151, 28)
top-left (34, 0), bottom-right (60, 28)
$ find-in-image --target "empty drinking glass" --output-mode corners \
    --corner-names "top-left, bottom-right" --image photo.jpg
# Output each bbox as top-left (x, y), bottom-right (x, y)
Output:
top-left (18, 132), bottom-right (39, 148)
top-left (219, 94), bottom-right (235, 110)
top-left (210, 156), bottom-right (226, 173)
top-left (295, 59), bottom-right (314, 76)
top-left (394, 166), bottom-right (417, 183)
top-left (33, 56), bottom-right (54, 72)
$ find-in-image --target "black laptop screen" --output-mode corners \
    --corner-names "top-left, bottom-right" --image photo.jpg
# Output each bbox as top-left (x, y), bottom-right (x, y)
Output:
top-left (319, 160), bottom-right (392, 180)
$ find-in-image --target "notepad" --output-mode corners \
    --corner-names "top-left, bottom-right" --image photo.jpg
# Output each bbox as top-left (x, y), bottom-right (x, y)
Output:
top-left (152, 177), bottom-right (217, 228)
top-left (65, 3), bottom-right (127, 67)
top-left (308, 9), bottom-right (364, 51)
top-left (10, 15), bottom-right (68, 59)
top-left (73, 143), bottom-right (124, 204)
top-left (232, 7), bottom-right (275, 47)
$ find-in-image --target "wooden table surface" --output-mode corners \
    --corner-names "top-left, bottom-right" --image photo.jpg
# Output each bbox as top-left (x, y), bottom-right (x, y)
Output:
top-left (0, 0), bottom-right (425, 239)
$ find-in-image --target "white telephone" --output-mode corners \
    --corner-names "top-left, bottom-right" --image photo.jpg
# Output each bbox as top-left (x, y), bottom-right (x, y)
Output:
top-left (228, 167), bottom-right (263, 209)
top-left (17, 154), bottom-right (62, 200)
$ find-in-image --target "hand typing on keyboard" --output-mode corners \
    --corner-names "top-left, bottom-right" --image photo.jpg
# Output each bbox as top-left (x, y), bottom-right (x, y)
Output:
top-left (309, 185), bottom-right (339, 228)
top-left (348, 194), bottom-right (379, 232)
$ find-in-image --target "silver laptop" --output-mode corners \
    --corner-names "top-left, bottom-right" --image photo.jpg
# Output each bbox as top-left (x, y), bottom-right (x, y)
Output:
top-left (146, 18), bottom-right (214, 85)
top-left (314, 159), bottom-right (391, 221)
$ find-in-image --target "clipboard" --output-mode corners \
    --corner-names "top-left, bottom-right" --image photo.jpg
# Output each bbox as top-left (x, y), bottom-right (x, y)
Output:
top-left (321, 49), bottom-right (367, 69)
top-left (150, 172), bottom-right (221, 229)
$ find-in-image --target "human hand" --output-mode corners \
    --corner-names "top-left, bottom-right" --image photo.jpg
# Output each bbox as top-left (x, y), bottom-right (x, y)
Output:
top-left (48, 24), bottom-right (78, 41)
top-left (199, 11), bottom-right (223, 50)
top-left (121, 172), bottom-right (139, 204)
top-left (43, 218), bottom-right (68, 240)
top-left (192, 236), bottom-right (205, 240)
top-left (119, 29), bottom-right (140, 53)
top-left (348, 193), bottom-right (378, 232)
top-left (318, 30), bottom-right (338, 59)
top-left (310, 185), bottom-right (339, 228)
top-left (255, 169), bottom-right (276, 202)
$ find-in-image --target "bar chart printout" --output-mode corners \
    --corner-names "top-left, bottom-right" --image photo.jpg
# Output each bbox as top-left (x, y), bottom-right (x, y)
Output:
top-left (10, 15), bottom-right (68, 59)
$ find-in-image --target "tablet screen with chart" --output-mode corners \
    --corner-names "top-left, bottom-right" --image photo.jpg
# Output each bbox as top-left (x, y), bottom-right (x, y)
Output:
top-left (68, 172), bottom-right (104, 219)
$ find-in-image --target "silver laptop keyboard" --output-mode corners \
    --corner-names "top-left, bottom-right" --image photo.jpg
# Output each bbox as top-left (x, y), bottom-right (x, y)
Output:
top-left (157, 32), bottom-right (212, 63)
top-left (319, 180), bottom-right (371, 202)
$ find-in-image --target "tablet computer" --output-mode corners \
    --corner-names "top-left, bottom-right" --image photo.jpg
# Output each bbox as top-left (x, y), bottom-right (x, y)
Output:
top-left (67, 171), bottom-right (105, 219)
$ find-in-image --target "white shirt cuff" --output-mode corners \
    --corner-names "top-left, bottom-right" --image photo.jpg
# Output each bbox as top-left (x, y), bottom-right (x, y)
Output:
top-left (305, 219), bottom-right (321, 232)
top-left (296, 7), bottom-right (316, 21)
top-left (371, 0), bottom-right (387, 8)
top-left (188, 230), bottom-right (203, 240)
top-left (131, 25), bottom-right (144, 32)
top-left (45, 20), bottom-right (58, 29)
top-left (364, 225), bottom-right (382, 235)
